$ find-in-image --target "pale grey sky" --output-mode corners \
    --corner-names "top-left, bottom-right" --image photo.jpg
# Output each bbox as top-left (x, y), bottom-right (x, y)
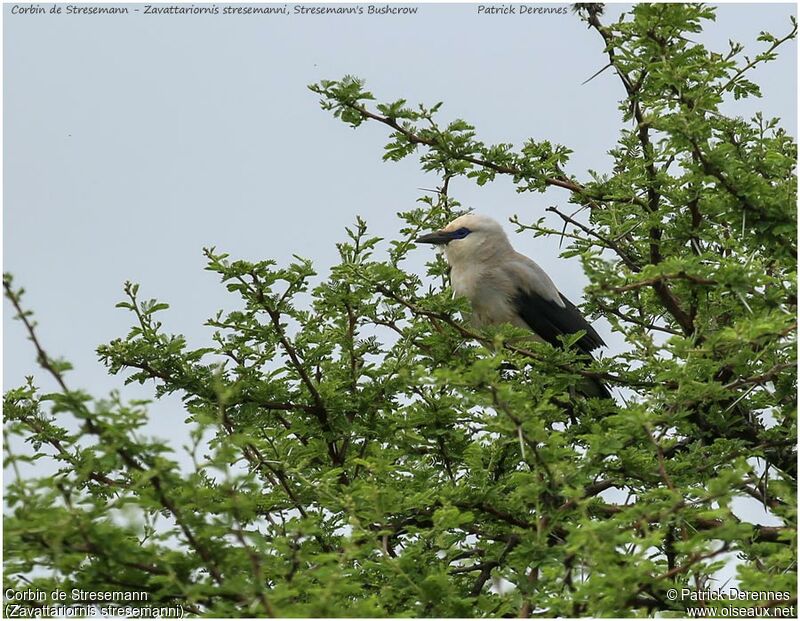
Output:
top-left (3, 2), bottom-right (796, 500)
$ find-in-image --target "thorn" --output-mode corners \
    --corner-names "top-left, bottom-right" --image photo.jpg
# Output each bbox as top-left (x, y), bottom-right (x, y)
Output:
top-left (582, 62), bottom-right (614, 85)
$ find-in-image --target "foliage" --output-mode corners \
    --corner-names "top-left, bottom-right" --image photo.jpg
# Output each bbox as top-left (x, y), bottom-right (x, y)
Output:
top-left (4, 4), bottom-right (796, 617)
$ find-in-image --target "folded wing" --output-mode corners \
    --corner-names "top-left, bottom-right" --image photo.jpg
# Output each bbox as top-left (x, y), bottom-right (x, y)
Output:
top-left (512, 289), bottom-right (606, 356)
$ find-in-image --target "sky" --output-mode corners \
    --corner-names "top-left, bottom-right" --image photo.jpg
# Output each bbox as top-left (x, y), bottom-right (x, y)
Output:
top-left (3, 0), bottom-right (797, 538)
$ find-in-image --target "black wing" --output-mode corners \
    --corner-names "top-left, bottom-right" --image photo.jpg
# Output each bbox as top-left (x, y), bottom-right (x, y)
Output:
top-left (512, 289), bottom-right (605, 356)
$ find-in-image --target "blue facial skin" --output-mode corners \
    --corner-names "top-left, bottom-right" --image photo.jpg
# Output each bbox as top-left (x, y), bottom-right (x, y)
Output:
top-left (449, 227), bottom-right (471, 240)
top-left (415, 226), bottom-right (472, 246)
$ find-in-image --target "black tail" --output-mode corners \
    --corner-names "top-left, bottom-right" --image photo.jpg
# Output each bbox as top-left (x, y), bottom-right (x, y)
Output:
top-left (578, 375), bottom-right (613, 400)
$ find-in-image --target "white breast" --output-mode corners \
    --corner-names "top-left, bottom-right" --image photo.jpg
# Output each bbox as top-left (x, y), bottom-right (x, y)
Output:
top-left (451, 265), bottom-right (525, 329)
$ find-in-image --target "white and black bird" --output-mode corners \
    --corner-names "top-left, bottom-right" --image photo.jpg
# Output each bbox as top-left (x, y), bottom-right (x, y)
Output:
top-left (416, 213), bottom-right (610, 399)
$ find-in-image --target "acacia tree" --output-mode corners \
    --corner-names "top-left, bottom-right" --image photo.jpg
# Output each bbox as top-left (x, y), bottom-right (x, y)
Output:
top-left (4, 4), bottom-right (796, 617)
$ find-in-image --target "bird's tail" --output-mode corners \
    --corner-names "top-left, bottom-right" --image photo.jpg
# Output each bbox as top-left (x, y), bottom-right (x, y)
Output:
top-left (579, 376), bottom-right (612, 400)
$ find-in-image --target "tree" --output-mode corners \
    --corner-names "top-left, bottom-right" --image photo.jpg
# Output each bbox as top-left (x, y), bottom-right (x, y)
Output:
top-left (4, 4), bottom-right (796, 617)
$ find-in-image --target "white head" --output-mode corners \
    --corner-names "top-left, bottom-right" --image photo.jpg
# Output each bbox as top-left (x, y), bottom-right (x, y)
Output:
top-left (415, 213), bottom-right (513, 266)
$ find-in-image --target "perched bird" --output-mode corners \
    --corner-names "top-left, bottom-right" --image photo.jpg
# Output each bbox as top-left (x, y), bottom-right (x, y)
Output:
top-left (416, 213), bottom-right (610, 399)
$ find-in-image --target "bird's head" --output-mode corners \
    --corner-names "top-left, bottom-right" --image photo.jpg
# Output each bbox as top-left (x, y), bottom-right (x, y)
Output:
top-left (415, 213), bottom-right (512, 265)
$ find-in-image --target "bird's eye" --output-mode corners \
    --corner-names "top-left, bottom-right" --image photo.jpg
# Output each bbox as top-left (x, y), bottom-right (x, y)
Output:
top-left (451, 227), bottom-right (471, 239)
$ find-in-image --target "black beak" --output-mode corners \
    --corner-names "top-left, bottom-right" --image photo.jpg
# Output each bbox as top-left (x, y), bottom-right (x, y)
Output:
top-left (415, 230), bottom-right (451, 245)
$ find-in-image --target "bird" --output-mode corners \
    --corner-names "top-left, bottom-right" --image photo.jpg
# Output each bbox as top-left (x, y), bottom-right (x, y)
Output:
top-left (416, 213), bottom-right (611, 399)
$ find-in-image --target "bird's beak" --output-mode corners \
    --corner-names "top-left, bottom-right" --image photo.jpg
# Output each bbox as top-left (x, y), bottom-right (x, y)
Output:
top-left (415, 230), bottom-right (452, 245)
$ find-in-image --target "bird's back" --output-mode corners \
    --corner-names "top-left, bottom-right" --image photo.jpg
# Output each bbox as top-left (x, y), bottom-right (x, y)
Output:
top-left (451, 251), bottom-right (558, 329)
top-left (453, 250), bottom-right (605, 352)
